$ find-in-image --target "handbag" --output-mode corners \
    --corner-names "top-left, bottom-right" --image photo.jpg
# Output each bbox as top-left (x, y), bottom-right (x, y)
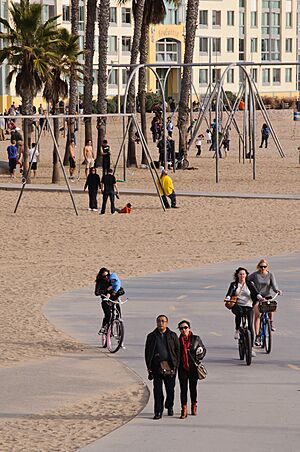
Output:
top-left (225, 295), bottom-right (238, 310)
top-left (160, 360), bottom-right (172, 375)
top-left (188, 350), bottom-right (207, 380)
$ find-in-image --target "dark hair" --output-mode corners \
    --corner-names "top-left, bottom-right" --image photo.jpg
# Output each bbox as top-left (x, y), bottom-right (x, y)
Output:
top-left (103, 139), bottom-right (108, 144)
top-left (127, 203), bottom-right (132, 208)
top-left (156, 314), bottom-right (168, 322)
top-left (108, 168), bottom-right (113, 173)
top-left (178, 320), bottom-right (190, 329)
top-left (234, 267), bottom-right (249, 280)
top-left (96, 267), bottom-right (110, 281)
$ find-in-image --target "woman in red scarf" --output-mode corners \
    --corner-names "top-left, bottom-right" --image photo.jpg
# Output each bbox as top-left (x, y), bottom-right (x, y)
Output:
top-left (178, 320), bottom-right (206, 419)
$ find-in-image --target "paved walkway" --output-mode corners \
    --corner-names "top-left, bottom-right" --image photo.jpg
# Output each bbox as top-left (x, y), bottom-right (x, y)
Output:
top-left (0, 182), bottom-right (299, 200)
top-left (44, 254), bottom-right (300, 452)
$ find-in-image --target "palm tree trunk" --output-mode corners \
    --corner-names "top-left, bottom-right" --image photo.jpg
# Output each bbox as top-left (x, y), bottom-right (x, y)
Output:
top-left (83, 0), bottom-right (97, 143)
top-left (21, 90), bottom-right (33, 183)
top-left (52, 102), bottom-right (60, 183)
top-left (95, 0), bottom-right (110, 167)
top-left (138, 20), bottom-right (149, 165)
top-left (178, 0), bottom-right (200, 158)
top-left (126, 0), bottom-right (145, 168)
top-left (64, 0), bottom-right (79, 166)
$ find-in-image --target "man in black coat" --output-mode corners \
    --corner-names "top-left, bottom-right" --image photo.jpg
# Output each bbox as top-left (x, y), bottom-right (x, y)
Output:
top-left (145, 315), bottom-right (180, 420)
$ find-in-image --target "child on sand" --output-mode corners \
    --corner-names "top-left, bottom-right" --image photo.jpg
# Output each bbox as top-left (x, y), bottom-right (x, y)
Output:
top-left (118, 203), bottom-right (132, 214)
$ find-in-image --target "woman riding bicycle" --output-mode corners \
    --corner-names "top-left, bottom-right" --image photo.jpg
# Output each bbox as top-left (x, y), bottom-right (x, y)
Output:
top-left (224, 267), bottom-right (263, 357)
top-left (95, 267), bottom-right (123, 334)
top-left (249, 259), bottom-right (282, 344)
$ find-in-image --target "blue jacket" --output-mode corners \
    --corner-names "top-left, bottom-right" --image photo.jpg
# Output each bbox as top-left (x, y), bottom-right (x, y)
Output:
top-left (110, 272), bottom-right (121, 292)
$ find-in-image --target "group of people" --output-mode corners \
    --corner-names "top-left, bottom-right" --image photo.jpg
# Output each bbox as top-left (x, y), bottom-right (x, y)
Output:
top-left (224, 259), bottom-right (282, 357)
top-left (6, 126), bottom-right (39, 179)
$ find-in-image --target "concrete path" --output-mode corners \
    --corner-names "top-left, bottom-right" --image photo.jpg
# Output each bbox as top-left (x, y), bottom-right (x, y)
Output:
top-left (44, 254), bottom-right (300, 452)
top-left (0, 182), bottom-right (300, 200)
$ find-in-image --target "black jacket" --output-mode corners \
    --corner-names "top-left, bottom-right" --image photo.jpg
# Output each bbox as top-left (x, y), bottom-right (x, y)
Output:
top-left (225, 279), bottom-right (260, 305)
top-left (179, 334), bottom-right (206, 367)
top-left (145, 327), bottom-right (180, 371)
top-left (95, 278), bottom-right (110, 296)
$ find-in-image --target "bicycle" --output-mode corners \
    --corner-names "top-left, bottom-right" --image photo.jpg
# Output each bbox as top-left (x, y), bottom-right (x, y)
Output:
top-left (99, 296), bottom-right (128, 353)
top-left (238, 307), bottom-right (252, 366)
top-left (258, 293), bottom-right (278, 354)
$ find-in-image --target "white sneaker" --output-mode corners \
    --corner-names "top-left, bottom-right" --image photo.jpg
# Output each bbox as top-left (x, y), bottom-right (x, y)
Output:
top-left (251, 350), bottom-right (256, 357)
top-left (88, 208), bottom-right (92, 211)
top-left (92, 209), bottom-right (98, 212)
top-left (234, 330), bottom-right (239, 340)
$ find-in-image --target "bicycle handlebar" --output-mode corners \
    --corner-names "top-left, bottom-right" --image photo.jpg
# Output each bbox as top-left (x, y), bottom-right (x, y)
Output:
top-left (101, 296), bottom-right (128, 305)
top-left (261, 292), bottom-right (280, 302)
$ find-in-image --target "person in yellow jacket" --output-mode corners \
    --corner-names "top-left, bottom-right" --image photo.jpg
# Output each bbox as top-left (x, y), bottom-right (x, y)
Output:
top-left (158, 167), bottom-right (177, 209)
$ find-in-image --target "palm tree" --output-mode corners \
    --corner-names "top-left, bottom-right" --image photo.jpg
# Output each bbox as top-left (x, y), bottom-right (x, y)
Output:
top-left (177, 0), bottom-right (200, 158)
top-left (0, 0), bottom-right (60, 180)
top-left (63, 0), bottom-right (79, 166)
top-left (95, 0), bottom-right (110, 166)
top-left (83, 0), bottom-right (97, 143)
top-left (126, 0), bottom-right (145, 167)
top-left (44, 29), bottom-right (81, 183)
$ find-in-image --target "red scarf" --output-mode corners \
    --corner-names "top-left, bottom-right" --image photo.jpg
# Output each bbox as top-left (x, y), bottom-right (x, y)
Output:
top-left (180, 332), bottom-right (192, 371)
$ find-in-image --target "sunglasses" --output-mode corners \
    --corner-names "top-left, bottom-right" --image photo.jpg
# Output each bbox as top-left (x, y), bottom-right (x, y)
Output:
top-left (259, 265), bottom-right (267, 269)
top-left (179, 326), bottom-right (189, 330)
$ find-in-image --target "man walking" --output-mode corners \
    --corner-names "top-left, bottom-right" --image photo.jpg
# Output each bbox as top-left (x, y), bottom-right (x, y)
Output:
top-left (100, 168), bottom-right (119, 215)
top-left (145, 315), bottom-right (180, 420)
top-left (158, 168), bottom-right (177, 209)
top-left (84, 167), bottom-right (101, 211)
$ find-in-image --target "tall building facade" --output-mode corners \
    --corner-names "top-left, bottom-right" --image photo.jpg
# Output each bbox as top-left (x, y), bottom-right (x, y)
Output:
top-left (0, 0), bottom-right (298, 110)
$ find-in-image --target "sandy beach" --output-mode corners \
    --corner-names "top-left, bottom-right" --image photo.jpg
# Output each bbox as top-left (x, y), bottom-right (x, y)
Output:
top-left (0, 110), bottom-right (299, 450)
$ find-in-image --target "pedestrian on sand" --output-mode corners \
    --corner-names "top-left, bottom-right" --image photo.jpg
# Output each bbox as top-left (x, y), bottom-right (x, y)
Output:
top-left (7, 140), bottom-right (18, 177)
top-left (83, 139), bottom-right (95, 178)
top-left (145, 315), bottom-right (180, 420)
top-left (68, 139), bottom-right (76, 180)
top-left (196, 134), bottom-right (204, 156)
top-left (158, 168), bottom-right (177, 209)
top-left (29, 143), bottom-right (39, 178)
top-left (84, 167), bottom-right (101, 211)
top-left (100, 168), bottom-right (118, 215)
top-left (259, 123), bottom-right (270, 149)
top-left (177, 320), bottom-right (206, 419)
top-left (101, 139), bottom-right (111, 175)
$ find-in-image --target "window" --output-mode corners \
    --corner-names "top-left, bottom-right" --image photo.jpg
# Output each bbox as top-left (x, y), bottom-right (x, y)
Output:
top-left (262, 68), bottom-right (270, 84)
top-left (285, 68), bottom-right (292, 82)
top-left (271, 12), bottom-right (280, 34)
top-left (122, 36), bottom-right (131, 53)
top-left (199, 37), bottom-right (208, 53)
top-left (251, 12), bottom-right (257, 27)
top-left (212, 10), bottom-right (221, 26)
top-left (164, 8), bottom-right (179, 25)
top-left (212, 38), bottom-right (221, 53)
top-left (122, 8), bottom-right (131, 24)
top-left (286, 12), bottom-right (292, 28)
top-left (239, 0), bottom-right (245, 6)
top-left (227, 38), bottom-right (234, 53)
top-left (156, 39), bottom-right (179, 62)
top-left (199, 69), bottom-right (208, 85)
top-left (273, 68), bottom-right (280, 84)
top-left (251, 68), bottom-right (258, 82)
top-left (109, 7), bottom-right (117, 24)
top-left (261, 39), bottom-right (269, 61)
top-left (239, 39), bottom-right (245, 60)
top-left (108, 36), bottom-right (117, 53)
top-left (286, 38), bottom-right (292, 52)
top-left (122, 68), bottom-right (129, 85)
top-left (92, 69), bottom-right (98, 84)
top-left (227, 11), bottom-right (234, 26)
top-left (62, 5), bottom-right (70, 22)
top-left (212, 68), bottom-right (221, 83)
top-left (199, 10), bottom-right (208, 26)
top-left (251, 38), bottom-right (257, 53)
top-left (239, 12), bottom-right (245, 36)
top-left (227, 69), bottom-right (234, 84)
top-left (108, 68), bottom-right (118, 85)
top-left (271, 39), bottom-right (280, 60)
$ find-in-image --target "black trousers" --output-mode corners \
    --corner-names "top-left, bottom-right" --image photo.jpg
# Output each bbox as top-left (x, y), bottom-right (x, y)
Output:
top-left (196, 145), bottom-right (202, 156)
top-left (101, 191), bottom-right (115, 214)
top-left (152, 368), bottom-right (176, 415)
top-left (162, 191), bottom-right (176, 208)
top-left (178, 367), bottom-right (198, 406)
top-left (88, 189), bottom-right (98, 209)
top-left (101, 299), bottom-right (121, 328)
top-left (260, 136), bottom-right (268, 148)
top-left (232, 305), bottom-right (254, 346)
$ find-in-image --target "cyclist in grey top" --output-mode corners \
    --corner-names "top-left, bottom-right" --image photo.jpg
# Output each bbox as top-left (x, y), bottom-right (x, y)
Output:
top-left (249, 259), bottom-right (282, 345)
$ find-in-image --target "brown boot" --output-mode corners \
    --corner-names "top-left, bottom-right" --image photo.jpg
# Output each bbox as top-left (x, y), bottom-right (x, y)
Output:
top-left (180, 405), bottom-right (188, 419)
top-left (191, 403), bottom-right (197, 415)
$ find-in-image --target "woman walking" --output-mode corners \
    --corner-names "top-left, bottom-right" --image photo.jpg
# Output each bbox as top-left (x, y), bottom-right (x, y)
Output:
top-left (178, 320), bottom-right (206, 419)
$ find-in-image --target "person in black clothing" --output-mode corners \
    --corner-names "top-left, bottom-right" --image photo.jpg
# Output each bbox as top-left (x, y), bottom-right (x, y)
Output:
top-left (177, 320), bottom-right (206, 419)
top-left (101, 139), bottom-right (111, 175)
top-left (84, 167), bottom-right (101, 211)
top-left (100, 168), bottom-right (118, 214)
top-left (145, 315), bottom-right (180, 420)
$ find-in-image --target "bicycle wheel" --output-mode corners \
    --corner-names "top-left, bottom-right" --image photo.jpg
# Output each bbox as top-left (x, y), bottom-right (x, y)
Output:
top-left (182, 158), bottom-right (189, 170)
top-left (238, 331), bottom-right (245, 360)
top-left (264, 319), bottom-right (272, 354)
top-left (260, 318), bottom-right (265, 349)
top-left (107, 319), bottom-right (124, 353)
top-left (244, 330), bottom-right (252, 366)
